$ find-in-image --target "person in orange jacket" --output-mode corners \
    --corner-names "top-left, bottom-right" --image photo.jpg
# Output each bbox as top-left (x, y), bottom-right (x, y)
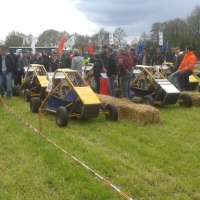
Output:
top-left (178, 45), bottom-right (197, 91)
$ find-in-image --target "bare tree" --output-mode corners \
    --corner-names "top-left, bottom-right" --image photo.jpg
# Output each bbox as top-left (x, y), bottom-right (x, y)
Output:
top-left (186, 5), bottom-right (200, 48)
top-left (113, 27), bottom-right (126, 47)
top-left (74, 33), bottom-right (90, 52)
top-left (140, 31), bottom-right (149, 41)
top-left (97, 28), bottom-right (109, 47)
top-left (0, 40), bottom-right (4, 46)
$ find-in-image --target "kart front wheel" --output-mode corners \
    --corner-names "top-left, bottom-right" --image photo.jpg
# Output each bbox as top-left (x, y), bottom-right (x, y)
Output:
top-left (105, 102), bottom-right (118, 121)
top-left (56, 106), bottom-right (69, 127)
top-left (142, 95), bottom-right (154, 106)
top-left (30, 97), bottom-right (41, 113)
top-left (179, 93), bottom-right (193, 107)
top-left (24, 89), bottom-right (31, 101)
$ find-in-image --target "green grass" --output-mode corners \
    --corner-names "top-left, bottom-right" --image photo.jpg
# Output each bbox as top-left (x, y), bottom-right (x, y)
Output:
top-left (0, 96), bottom-right (200, 200)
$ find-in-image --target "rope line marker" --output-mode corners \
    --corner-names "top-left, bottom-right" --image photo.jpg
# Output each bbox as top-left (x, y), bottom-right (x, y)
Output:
top-left (1, 98), bottom-right (133, 200)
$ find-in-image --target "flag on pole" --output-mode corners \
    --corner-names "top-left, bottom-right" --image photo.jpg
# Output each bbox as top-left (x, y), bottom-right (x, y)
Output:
top-left (58, 35), bottom-right (66, 54)
top-left (31, 40), bottom-right (35, 55)
top-left (138, 40), bottom-right (144, 54)
top-left (88, 43), bottom-right (94, 55)
top-left (159, 31), bottom-right (163, 46)
top-left (161, 41), bottom-right (168, 51)
top-left (65, 35), bottom-right (75, 46)
top-left (22, 36), bottom-right (25, 47)
top-left (109, 32), bottom-right (114, 44)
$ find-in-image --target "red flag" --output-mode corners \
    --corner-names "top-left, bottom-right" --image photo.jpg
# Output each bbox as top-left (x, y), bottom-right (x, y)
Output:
top-left (58, 35), bottom-right (66, 54)
top-left (88, 43), bottom-right (94, 55)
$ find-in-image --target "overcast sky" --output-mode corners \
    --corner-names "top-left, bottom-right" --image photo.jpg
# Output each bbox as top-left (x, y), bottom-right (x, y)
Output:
top-left (1, 0), bottom-right (199, 44)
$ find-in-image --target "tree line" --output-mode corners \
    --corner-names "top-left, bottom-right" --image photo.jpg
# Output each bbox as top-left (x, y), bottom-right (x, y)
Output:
top-left (1, 5), bottom-right (200, 51)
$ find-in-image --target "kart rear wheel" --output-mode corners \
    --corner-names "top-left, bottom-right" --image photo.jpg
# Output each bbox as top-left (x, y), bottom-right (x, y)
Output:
top-left (24, 89), bottom-right (31, 101)
top-left (56, 106), bottom-right (69, 127)
top-left (30, 97), bottom-right (41, 113)
top-left (179, 93), bottom-right (193, 107)
top-left (142, 95), bottom-right (154, 106)
top-left (105, 102), bottom-right (118, 121)
top-left (12, 86), bottom-right (19, 96)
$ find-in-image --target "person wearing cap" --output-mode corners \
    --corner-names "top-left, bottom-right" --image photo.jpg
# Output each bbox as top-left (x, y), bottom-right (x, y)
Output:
top-left (151, 48), bottom-right (164, 66)
top-left (0, 47), bottom-right (15, 99)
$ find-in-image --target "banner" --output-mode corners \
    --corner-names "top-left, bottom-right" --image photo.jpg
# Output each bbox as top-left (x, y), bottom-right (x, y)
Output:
top-left (31, 40), bottom-right (35, 55)
top-left (159, 31), bottom-right (163, 46)
top-left (109, 32), bottom-right (114, 44)
top-left (65, 35), bottom-right (75, 47)
top-left (88, 43), bottom-right (94, 55)
top-left (22, 36), bottom-right (25, 47)
top-left (138, 40), bottom-right (144, 54)
top-left (58, 35), bottom-right (66, 54)
top-left (162, 42), bottom-right (168, 51)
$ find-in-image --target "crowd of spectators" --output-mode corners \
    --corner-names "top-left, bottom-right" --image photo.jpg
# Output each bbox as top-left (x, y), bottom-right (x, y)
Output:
top-left (0, 44), bottom-right (198, 99)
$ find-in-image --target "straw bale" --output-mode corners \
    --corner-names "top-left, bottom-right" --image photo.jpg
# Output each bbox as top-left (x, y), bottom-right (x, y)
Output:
top-left (97, 94), bottom-right (161, 125)
top-left (184, 91), bottom-right (200, 107)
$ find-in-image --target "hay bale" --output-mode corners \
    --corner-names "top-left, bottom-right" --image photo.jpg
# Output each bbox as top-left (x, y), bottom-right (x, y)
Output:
top-left (185, 91), bottom-right (200, 107)
top-left (97, 94), bottom-right (161, 125)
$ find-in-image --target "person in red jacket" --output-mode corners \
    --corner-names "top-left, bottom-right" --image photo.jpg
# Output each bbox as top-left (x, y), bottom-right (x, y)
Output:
top-left (117, 48), bottom-right (133, 99)
top-left (178, 45), bottom-right (197, 91)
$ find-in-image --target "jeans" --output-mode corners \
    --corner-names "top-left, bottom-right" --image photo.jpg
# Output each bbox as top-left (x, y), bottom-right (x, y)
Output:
top-left (120, 71), bottom-right (132, 99)
top-left (108, 76), bottom-right (116, 97)
top-left (170, 70), bottom-right (181, 89)
top-left (178, 70), bottom-right (193, 91)
top-left (0, 71), bottom-right (12, 98)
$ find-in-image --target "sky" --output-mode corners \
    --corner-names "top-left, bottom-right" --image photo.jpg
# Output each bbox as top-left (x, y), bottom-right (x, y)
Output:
top-left (1, 0), bottom-right (199, 44)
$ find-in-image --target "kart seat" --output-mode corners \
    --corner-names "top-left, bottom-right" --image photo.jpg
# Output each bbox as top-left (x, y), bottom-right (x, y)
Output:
top-left (59, 78), bottom-right (70, 99)
top-left (138, 78), bottom-right (146, 89)
top-left (26, 75), bottom-right (37, 89)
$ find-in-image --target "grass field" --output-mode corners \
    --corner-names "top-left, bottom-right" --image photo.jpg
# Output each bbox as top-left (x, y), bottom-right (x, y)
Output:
top-left (0, 95), bottom-right (200, 200)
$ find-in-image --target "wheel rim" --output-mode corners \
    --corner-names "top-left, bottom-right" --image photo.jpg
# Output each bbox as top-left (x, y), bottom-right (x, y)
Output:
top-left (25, 93), bottom-right (27, 101)
top-left (143, 100), bottom-right (150, 105)
top-left (56, 114), bottom-right (61, 124)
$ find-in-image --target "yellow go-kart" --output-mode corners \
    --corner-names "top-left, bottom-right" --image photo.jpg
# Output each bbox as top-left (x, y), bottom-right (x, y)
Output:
top-left (130, 65), bottom-right (193, 107)
top-left (12, 64), bottom-right (49, 101)
top-left (30, 68), bottom-right (118, 127)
